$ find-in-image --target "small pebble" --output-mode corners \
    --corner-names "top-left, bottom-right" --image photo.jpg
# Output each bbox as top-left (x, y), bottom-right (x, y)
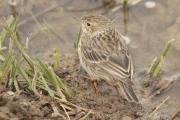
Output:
top-left (145, 1), bottom-right (156, 9)
top-left (122, 116), bottom-right (132, 120)
top-left (7, 91), bottom-right (15, 96)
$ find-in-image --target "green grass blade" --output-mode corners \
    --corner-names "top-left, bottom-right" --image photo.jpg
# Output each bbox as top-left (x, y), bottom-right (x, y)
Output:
top-left (0, 52), bottom-right (13, 81)
top-left (161, 39), bottom-right (175, 57)
top-left (74, 27), bottom-right (81, 49)
top-left (11, 60), bottom-right (20, 92)
top-left (3, 25), bottom-right (34, 68)
top-left (0, 16), bottom-right (16, 48)
top-left (40, 74), bottom-right (55, 97)
top-left (16, 61), bottom-right (32, 86)
top-left (36, 60), bottom-right (69, 99)
top-left (147, 39), bottom-right (175, 77)
top-left (0, 54), bottom-right (5, 61)
top-left (52, 48), bottom-right (59, 70)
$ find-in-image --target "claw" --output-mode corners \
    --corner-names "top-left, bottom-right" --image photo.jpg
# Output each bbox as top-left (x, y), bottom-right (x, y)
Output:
top-left (92, 80), bottom-right (98, 93)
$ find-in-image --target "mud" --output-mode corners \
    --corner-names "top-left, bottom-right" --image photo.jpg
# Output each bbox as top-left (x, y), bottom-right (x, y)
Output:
top-left (56, 53), bottom-right (143, 120)
top-left (0, 53), bottom-right (144, 120)
top-left (0, 53), bottom-right (179, 120)
top-left (0, 91), bottom-right (53, 120)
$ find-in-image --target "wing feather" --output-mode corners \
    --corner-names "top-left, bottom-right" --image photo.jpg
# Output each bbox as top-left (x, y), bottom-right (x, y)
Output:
top-left (81, 27), bottom-right (133, 80)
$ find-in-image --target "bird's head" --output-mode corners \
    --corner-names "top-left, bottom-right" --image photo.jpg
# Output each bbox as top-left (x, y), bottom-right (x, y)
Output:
top-left (81, 14), bottom-right (112, 34)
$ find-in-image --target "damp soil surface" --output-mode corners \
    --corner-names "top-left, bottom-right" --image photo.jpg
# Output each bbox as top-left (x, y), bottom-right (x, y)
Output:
top-left (55, 54), bottom-right (144, 120)
top-left (0, 53), bottom-right (144, 120)
top-left (0, 53), bottom-right (180, 120)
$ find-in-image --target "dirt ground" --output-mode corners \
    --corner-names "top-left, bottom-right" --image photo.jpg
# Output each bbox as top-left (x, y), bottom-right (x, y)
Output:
top-left (0, 53), bottom-right (179, 120)
top-left (56, 54), bottom-right (143, 120)
top-left (0, 53), bottom-right (144, 120)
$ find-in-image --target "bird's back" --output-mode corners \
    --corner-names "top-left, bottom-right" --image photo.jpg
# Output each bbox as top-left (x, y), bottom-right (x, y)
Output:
top-left (79, 26), bottom-right (133, 82)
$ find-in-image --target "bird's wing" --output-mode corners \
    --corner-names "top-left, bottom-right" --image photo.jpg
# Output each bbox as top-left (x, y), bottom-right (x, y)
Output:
top-left (81, 28), bottom-right (133, 81)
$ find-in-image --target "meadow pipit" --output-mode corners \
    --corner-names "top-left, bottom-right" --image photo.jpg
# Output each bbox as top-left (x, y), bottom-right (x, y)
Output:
top-left (78, 14), bottom-right (138, 102)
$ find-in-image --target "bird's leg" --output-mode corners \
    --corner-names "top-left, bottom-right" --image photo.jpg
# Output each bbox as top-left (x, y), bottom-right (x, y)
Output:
top-left (114, 83), bottom-right (129, 101)
top-left (84, 76), bottom-right (98, 93)
top-left (91, 79), bottom-right (98, 93)
top-left (114, 84), bottom-right (123, 96)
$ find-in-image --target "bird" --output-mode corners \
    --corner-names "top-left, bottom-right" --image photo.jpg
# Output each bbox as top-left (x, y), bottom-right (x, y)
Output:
top-left (77, 14), bottom-right (138, 102)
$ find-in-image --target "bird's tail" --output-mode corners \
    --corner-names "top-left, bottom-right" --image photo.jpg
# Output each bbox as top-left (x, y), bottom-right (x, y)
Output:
top-left (117, 82), bottom-right (138, 102)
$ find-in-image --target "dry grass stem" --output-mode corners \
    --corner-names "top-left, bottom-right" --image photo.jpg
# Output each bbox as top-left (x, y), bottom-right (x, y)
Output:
top-left (172, 109), bottom-right (180, 120)
top-left (61, 104), bottom-right (71, 120)
top-left (149, 96), bottom-right (170, 118)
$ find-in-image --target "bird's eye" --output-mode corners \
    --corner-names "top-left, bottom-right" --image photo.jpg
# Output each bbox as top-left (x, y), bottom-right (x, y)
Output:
top-left (86, 22), bottom-right (91, 26)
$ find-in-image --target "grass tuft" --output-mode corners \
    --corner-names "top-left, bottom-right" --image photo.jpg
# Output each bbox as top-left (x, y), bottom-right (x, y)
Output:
top-left (0, 16), bottom-right (92, 119)
top-left (147, 39), bottom-right (175, 77)
top-left (0, 16), bottom-right (69, 101)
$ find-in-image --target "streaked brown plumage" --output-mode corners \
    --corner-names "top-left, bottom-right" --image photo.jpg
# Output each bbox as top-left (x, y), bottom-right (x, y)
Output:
top-left (78, 14), bottom-right (138, 102)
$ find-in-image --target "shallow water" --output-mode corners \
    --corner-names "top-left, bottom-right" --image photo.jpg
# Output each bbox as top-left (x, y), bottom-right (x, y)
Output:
top-left (1, 0), bottom-right (178, 75)
top-left (0, 0), bottom-right (180, 119)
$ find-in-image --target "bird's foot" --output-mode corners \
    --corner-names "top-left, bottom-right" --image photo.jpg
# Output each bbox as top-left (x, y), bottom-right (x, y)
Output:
top-left (84, 76), bottom-right (98, 93)
top-left (91, 79), bottom-right (98, 93)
